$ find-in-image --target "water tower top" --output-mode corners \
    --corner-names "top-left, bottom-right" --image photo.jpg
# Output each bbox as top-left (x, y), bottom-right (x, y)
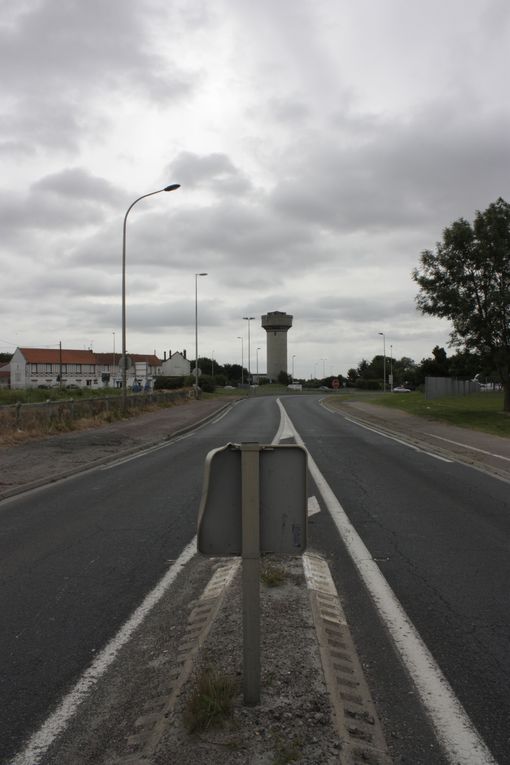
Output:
top-left (261, 311), bottom-right (293, 332)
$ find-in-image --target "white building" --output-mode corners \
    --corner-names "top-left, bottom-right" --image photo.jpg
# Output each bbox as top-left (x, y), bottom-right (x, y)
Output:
top-left (8, 348), bottom-right (163, 390)
top-left (161, 350), bottom-right (191, 377)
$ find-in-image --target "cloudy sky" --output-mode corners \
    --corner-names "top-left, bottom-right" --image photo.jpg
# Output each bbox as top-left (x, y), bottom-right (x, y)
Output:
top-left (2, 0), bottom-right (509, 379)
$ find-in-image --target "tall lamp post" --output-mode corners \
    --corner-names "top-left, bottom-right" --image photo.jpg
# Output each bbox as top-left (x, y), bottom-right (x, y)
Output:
top-left (194, 272), bottom-right (208, 393)
top-left (243, 316), bottom-right (255, 384)
top-left (292, 354), bottom-right (296, 380)
top-left (237, 336), bottom-right (244, 385)
top-left (256, 347), bottom-right (261, 376)
top-left (121, 183), bottom-right (180, 410)
top-left (390, 344), bottom-right (393, 392)
top-left (378, 332), bottom-right (386, 392)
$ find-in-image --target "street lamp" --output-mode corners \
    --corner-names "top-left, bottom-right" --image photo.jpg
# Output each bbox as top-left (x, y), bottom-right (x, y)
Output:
top-left (121, 183), bottom-right (180, 410)
top-left (243, 316), bottom-right (255, 384)
top-left (292, 354), bottom-right (296, 380)
top-left (390, 344), bottom-right (393, 392)
top-left (195, 272), bottom-right (208, 394)
top-left (378, 332), bottom-right (386, 392)
top-left (256, 346), bottom-right (261, 376)
top-left (321, 358), bottom-right (327, 378)
top-left (237, 336), bottom-right (244, 385)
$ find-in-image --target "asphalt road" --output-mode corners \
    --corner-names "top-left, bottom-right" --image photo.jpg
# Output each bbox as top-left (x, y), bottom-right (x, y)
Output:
top-left (1, 394), bottom-right (509, 764)
top-left (282, 395), bottom-right (510, 765)
top-left (0, 397), bottom-right (279, 765)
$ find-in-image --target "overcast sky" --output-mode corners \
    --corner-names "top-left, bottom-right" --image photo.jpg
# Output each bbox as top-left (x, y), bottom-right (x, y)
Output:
top-left (2, 0), bottom-right (509, 378)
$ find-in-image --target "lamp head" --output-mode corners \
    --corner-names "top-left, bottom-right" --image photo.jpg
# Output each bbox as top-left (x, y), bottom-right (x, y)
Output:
top-left (164, 184), bottom-right (181, 192)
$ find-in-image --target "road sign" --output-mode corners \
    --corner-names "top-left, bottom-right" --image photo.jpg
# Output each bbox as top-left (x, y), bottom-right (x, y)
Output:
top-left (332, 378), bottom-right (340, 388)
top-left (197, 441), bottom-right (308, 705)
top-left (198, 442), bottom-right (307, 555)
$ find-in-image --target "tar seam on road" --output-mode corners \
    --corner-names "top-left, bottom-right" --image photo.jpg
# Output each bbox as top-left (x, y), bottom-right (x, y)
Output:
top-left (276, 398), bottom-right (498, 765)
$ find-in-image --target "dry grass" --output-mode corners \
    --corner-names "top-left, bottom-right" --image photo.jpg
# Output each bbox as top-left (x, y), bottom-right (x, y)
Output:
top-left (183, 667), bottom-right (237, 733)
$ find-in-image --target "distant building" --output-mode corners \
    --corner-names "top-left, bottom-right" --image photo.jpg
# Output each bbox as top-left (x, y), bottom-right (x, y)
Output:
top-left (8, 347), bottom-right (163, 390)
top-left (161, 350), bottom-right (191, 377)
top-left (261, 311), bottom-right (293, 380)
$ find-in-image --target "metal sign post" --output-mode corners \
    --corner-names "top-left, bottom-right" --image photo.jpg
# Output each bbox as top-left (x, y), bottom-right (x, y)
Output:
top-left (241, 443), bottom-right (261, 705)
top-left (197, 441), bottom-right (307, 706)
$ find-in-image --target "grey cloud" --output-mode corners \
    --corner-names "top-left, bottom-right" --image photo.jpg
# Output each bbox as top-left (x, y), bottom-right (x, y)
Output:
top-left (167, 152), bottom-right (253, 195)
top-left (32, 168), bottom-right (122, 204)
top-left (270, 107), bottom-right (510, 234)
top-left (0, 0), bottom-right (196, 153)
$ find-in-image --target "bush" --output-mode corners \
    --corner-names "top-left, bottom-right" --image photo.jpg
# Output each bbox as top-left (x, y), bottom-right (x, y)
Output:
top-left (154, 376), bottom-right (185, 390)
top-left (355, 379), bottom-right (381, 390)
top-left (198, 375), bottom-right (216, 393)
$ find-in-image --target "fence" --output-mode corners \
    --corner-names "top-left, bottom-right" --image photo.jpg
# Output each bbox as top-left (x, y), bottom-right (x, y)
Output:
top-left (0, 389), bottom-right (190, 434)
top-left (425, 376), bottom-right (481, 401)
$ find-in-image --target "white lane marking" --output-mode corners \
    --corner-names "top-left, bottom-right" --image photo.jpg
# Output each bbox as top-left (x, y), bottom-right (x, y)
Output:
top-left (276, 399), bottom-right (496, 765)
top-left (12, 537), bottom-right (197, 765)
top-left (101, 433), bottom-right (192, 469)
top-left (342, 415), bottom-right (453, 463)
top-left (307, 496), bottom-right (321, 517)
top-left (272, 405), bottom-right (295, 444)
top-left (424, 432), bottom-right (510, 462)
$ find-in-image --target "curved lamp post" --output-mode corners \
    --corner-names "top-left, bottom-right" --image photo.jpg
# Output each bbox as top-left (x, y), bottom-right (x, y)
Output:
top-left (195, 272), bottom-right (208, 393)
top-left (378, 331), bottom-right (386, 392)
top-left (237, 336), bottom-right (244, 385)
top-left (121, 183), bottom-right (180, 410)
top-left (243, 316), bottom-right (255, 384)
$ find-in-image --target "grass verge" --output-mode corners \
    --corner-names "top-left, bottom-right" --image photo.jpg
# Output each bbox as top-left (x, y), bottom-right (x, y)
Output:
top-left (367, 391), bottom-right (509, 437)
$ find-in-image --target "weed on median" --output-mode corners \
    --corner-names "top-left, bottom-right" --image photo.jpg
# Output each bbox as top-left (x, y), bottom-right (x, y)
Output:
top-left (184, 666), bottom-right (236, 733)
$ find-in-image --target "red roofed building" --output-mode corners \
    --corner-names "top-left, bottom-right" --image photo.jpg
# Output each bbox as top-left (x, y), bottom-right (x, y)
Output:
top-left (9, 348), bottom-right (162, 390)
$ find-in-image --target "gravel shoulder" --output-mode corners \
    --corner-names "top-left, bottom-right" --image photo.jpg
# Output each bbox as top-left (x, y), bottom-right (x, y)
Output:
top-left (0, 397), bottom-right (237, 501)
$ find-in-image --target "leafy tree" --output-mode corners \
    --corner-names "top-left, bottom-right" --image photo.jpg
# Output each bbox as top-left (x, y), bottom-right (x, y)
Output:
top-left (0, 353), bottom-right (12, 363)
top-left (413, 197), bottom-right (510, 410)
top-left (278, 370), bottom-right (290, 385)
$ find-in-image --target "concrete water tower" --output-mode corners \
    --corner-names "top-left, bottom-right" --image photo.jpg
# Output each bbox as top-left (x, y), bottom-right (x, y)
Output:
top-left (261, 311), bottom-right (293, 380)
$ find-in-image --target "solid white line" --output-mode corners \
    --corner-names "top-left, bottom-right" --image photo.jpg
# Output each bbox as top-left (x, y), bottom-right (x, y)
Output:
top-left (12, 537), bottom-right (197, 765)
top-left (101, 433), bottom-right (192, 469)
top-left (342, 415), bottom-right (453, 463)
top-left (276, 399), bottom-right (496, 765)
top-left (424, 432), bottom-right (510, 462)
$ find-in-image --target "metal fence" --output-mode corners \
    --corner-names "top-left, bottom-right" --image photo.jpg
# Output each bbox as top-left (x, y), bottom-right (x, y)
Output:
top-left (0, 389), bottom-right (190, 434)
top-left (425, 376), bottom-right (481, 400)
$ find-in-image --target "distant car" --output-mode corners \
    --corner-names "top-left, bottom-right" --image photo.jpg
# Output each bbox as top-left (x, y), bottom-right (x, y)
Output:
top-left (392, 386), bottom-right (411, 392)
top-left (319, 386), bottom-right (330, 391)
top-left (224, 385), bottom-right (235, 389)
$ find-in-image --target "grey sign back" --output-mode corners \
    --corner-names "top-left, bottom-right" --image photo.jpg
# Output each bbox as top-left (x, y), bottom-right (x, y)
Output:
top-left (197, 443), bottom-right (308, 556)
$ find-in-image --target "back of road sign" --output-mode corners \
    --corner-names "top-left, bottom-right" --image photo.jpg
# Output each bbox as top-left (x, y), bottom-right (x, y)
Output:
top-left (197, 443), bottom-right (307, 556)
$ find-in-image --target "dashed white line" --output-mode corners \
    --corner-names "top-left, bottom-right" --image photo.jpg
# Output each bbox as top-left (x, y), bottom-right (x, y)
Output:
top-left (277, 399), bottom-right (497, 765)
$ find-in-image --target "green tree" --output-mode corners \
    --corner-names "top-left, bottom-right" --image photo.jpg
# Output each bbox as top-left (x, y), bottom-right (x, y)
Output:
top-left (413, 198), bottom-right (510, 411)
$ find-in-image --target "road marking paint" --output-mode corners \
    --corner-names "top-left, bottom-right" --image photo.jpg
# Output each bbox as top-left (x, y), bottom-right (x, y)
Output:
top-left (12, 537), bottom-right (198, 765)
top-left (101, 433), bottom-right (192, 469)
top-left (307, 495), bottom-right (321, 516)
top-left (342, 415), bottom-right (453, 463)
top-left (276, 399), bottom-right (497, 765)
top-left (423, 432), bottom-right (510, 462)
